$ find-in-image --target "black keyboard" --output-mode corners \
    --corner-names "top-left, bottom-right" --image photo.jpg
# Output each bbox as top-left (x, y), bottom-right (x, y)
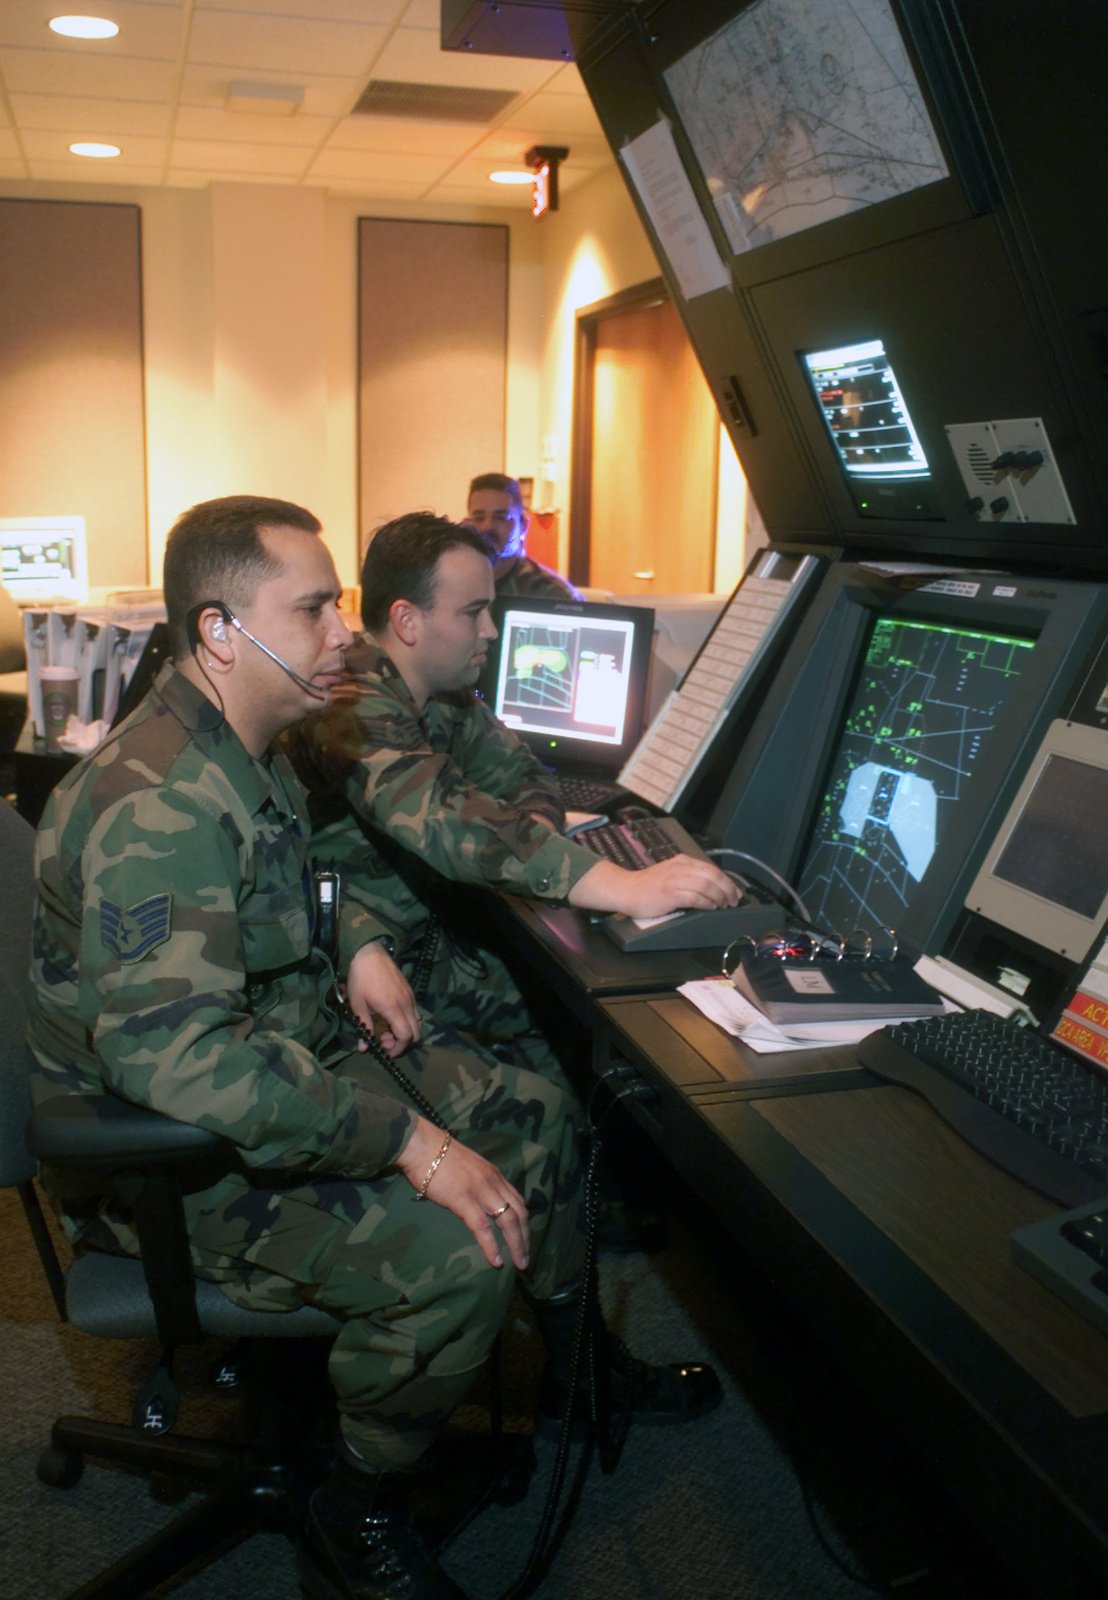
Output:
top-left (555, 773), bottom-right (630, 813)
top-left (575, 814), bottom-right (686, 870)
top-left (858, 1011), bottom-right (1108, 1206)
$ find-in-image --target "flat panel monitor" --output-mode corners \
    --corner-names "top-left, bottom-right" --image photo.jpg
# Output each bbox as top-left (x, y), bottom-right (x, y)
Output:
top-left (704, 564), bottom-right (1108, 962)
top-left (0, 515), bottom-right (89, 603)
top-left (965, 721), bottom-right (1108, 961)
top-left (662, 0), bottom-right (950, 259)
top-left (801, 337), bottom-right (939, 519)
top-left (794, 610), bottom-right (1035, 943)
top-left (481, 596), bottom-right (654, 778)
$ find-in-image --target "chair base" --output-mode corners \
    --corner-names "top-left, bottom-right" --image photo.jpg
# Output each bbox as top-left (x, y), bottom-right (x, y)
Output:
top-left (47, 1421), bottom-right (300, 1600)
top-left (42, 1336), bottom-right (334, 1600)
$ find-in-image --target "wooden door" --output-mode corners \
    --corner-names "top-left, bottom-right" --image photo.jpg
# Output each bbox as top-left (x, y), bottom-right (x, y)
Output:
top-left (582, 293), bottom-right (719, 595)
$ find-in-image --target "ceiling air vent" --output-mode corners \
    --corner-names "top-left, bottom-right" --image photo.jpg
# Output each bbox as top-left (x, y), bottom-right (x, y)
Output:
top-left (351, 80), bottom-right (519, 122)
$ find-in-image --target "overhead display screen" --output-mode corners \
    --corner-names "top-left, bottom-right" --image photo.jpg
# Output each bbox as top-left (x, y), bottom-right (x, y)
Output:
top-left (663, 0), bottom-right (949, 255)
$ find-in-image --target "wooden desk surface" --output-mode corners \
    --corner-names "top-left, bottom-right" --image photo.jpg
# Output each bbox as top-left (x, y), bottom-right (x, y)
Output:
top-left (754, 1087), bottom-right (1108, 1418)
top-left (595, 991), bottom-right (1108, 1420)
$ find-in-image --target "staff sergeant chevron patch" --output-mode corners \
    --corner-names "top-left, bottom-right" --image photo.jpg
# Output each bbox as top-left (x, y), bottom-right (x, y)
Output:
top-left (100, 894), bottom-right (172, 962)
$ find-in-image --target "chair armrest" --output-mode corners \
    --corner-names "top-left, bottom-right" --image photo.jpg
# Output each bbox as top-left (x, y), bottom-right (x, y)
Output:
top-left (28, 1094), bottom-right (226, 1169)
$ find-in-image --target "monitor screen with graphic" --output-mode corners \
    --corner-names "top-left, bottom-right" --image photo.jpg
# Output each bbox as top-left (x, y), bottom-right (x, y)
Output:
top-left (482, 597), bottom-right (655, 776)
top-left (795, 611), bottom-right (1035, 939)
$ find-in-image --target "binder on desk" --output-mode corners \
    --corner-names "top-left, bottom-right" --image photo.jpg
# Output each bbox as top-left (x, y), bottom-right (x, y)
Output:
top-left (733, 952), bottom-right (945, 1024)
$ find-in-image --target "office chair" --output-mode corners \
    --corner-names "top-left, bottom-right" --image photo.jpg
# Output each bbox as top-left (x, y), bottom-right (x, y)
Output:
top-left (0, 794), bottom-right (344, 1598)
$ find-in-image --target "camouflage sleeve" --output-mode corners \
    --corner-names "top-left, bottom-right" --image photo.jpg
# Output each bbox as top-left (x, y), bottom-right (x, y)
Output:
top-left (321, 688), bottom-right (599, 902)
top-left (451, 695), bottom-right (564, 830)
top-left (499, 559), bottom-right (584, 604)
top-left (75, 787), bottom-right (417, 1178)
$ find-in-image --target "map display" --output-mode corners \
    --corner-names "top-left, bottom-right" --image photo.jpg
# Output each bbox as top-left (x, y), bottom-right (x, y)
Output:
top-left (663, 0), bottom-right (949, 254)
top-left (797, 615), bottom-right (1033, 937)
top-left (497, 617), bottom-right (634, 745)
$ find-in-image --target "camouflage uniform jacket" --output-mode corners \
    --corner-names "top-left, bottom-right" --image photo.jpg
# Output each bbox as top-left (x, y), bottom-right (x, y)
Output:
top-left (28, 663), bottom-right (418, 1256)
top-left (495, 555), bottom-right (582, 603)
top-left (288, 638), bottom-right (599, 969)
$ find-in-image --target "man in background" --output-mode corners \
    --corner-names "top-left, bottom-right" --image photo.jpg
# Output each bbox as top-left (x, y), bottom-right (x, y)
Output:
top-left (465, 471), bottom-right (582, 602)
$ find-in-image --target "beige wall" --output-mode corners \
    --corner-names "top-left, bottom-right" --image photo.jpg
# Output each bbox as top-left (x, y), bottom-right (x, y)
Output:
top-left (0, 177), bottom-right (553, 589)
top-left (530, 163), bottom-right (658, 551)
top-left (0, 160), bottom-right (681, 591)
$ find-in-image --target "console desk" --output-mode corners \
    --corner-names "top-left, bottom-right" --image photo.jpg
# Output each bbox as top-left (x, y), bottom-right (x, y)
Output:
top-left (500, 896), bottom-right (1108, 1598)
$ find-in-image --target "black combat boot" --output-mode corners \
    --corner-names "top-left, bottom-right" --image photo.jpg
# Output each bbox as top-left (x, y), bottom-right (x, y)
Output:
top-left (298, 1445), bottom-right (468, 1600)
top-left (530, 1286), bottom-right (723, 1441)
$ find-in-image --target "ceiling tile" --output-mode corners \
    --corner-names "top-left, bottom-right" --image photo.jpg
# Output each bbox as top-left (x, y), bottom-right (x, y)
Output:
top-left (1, 46), bottom-right (178, 100)
top-left (0, 1), bottom-right (181, 57)
top-left (317, 173), bottom-right (429, 197)
top-left (397, 0), bottom-right (440, 27)
top-left (188, 12), bottom-right (388, 78)
top-left (323, 115), bottom-right (485, 156)
top-left (0, 3), bottom-right (611, 196)
top-left (26, 158), bottom-right (165, 182)
top-left (307, 146), bottom-right (451, 183)
top-left (175, 104), bottom-right (334, 146)
top-left (12, 93), bottom-right (173, 136)
top-left (197, 0), bottom-right (406, 20)
top-left (501, 90), bottom-right (604, 138)
top-left (170, 135), bottom-right (312, 175)
top-left (169, 166), bottom-right (295, 186)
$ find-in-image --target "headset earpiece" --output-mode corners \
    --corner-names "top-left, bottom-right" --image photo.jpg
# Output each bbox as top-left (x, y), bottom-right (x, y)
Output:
top-left (211, 618), bottom-right (227, 641)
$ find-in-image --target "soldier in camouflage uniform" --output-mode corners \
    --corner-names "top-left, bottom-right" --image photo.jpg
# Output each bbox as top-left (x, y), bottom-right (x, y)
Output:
top-left (28, 497), bottom-right (722, 1600)
top-left (465, 471), bottom-right (582, 602)
top-left (287, 514), bottom-right (738, 1079)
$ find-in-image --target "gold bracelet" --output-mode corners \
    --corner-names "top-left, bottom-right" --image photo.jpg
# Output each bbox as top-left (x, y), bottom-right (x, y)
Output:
top-left (414, 1132), bottom-right (451, 1201)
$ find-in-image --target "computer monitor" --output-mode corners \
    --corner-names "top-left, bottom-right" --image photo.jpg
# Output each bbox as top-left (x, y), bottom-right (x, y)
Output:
top-left (661, 0), bottom-right (950, 259)
top-left (801, 337), bottom-right (939, 519)
top-left (795, 610), bottom-right (1035, 942)
top-left (0, 516), bottom-right (89, 604)
top-left (965, 721), bottom-right (1108, 962)
top-left (702, 563), bottom-right (1108, 961)
top-left (481, 596), bottom-right (655, 777)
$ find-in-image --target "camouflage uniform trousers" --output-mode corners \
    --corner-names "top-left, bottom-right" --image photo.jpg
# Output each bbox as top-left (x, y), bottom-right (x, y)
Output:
top-left (188, 1033), bottom-right (586, 1471)
top-left (404, 919), bottom-right (570, 1087)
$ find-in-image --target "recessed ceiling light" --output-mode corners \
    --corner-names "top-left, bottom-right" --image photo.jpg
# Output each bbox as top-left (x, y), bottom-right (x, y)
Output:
top-left (49, 15), bottom-right (120, 40)
top-left (489, 170), bottom-right (533, 186)
top-left (69, 141), bottom-right (121, 159)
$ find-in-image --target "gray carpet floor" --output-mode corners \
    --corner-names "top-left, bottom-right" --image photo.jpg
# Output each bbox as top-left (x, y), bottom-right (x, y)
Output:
top-left (0, 1173), bottom-right (1011, 1600)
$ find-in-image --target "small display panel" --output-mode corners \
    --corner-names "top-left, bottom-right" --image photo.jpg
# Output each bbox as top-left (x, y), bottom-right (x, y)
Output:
top-left (797, 612), bottom-right (1034, 939)
top-left (803, 338), bottom-right (930, 482)
top-left (483, 597), bottom-right (654, 775)
top-left (967, 721), bottom-right (1108, 959)
top-left (993, 757), bottom-right (1108, 919)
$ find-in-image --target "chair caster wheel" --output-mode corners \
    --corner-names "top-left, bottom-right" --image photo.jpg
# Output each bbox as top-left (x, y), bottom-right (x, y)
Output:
top-left (38, 1445), bottom-right (83, 1488)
